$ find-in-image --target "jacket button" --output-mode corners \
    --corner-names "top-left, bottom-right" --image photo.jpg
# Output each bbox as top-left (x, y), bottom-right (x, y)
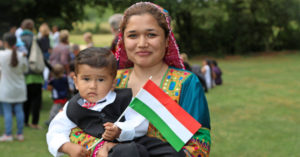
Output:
top-left (100, 113), bottom-right (105, 118)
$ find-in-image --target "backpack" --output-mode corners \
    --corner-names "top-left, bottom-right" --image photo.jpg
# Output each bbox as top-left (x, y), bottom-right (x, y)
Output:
top-left (28, 36), bottom-right (45, 73)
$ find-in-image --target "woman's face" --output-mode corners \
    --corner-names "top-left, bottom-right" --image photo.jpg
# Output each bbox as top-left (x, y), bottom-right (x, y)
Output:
top-left (123, 13), bottom-right (168, 68)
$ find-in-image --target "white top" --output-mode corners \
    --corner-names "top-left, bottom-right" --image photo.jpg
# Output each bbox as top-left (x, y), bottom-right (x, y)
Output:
top-left (0, 49), bottom-right (28, 103)
top-left (46, 90), bottom-right (149, 157)
top-left (52, 32), bottom-right (60, 48)
top-left (15, 27), bottom-right (23, 39)
top-left (203, 65), bottom-right (212, 89)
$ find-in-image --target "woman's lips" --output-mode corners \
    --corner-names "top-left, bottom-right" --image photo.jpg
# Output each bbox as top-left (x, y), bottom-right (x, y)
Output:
top-left (136, 51), bottom-right (151, 56)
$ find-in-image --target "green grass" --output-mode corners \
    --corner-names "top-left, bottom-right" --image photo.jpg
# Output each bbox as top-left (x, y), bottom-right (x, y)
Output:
top-left (69, 33), bottom-right (114, 48)
top-left (0, 52), bottom-right (299, 157)
top-left (200, 52), bottom-right (300, 157)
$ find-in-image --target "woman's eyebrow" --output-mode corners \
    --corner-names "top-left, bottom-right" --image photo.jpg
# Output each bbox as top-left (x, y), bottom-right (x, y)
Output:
top-left (126, 28), bottom-right (156, 33)
top-left (127, 30), bottom-right (136, 33)
top-left (146, 28), bottom-right (155, 32)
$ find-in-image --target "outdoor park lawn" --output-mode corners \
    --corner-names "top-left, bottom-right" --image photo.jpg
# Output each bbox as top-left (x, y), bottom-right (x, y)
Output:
top-left (0, 51), bottom-right (299, 157)
top-left (69, 33), bottom-right (114, 48)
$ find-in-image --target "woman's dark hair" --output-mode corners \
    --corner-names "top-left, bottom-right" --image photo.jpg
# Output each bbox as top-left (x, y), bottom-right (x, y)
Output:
top-left (212, 60), bottom-right (218, 66)
top-left (75, 47), bottom-right (117, 77)
top-left (3, 32), bottom-right (18, 67)
top-left (21, 19), bottom-right (34, 31)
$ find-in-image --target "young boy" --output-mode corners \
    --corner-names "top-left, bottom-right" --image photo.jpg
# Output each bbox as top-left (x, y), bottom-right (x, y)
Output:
top-left (46, 47), bottom-right (148, 157)
top-left (45, 63), bottom-right (70, 126)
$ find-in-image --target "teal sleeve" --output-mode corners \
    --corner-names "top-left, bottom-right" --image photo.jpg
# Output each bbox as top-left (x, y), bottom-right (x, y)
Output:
top-left (179, 73), bottom-right (211, 129)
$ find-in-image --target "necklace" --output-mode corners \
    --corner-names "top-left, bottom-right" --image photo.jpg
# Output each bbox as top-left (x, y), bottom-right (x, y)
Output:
top-left (128, 64), bottom-right (168, 96)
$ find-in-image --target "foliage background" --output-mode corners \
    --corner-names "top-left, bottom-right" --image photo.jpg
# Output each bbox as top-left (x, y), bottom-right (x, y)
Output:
top-left (1, 0), bottom-right (299, 55)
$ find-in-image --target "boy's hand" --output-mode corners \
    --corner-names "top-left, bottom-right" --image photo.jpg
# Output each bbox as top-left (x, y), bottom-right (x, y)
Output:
top-left (102, 122), bottom-right (121, 141)
top-left (59, 142), bottom-right (88, 157)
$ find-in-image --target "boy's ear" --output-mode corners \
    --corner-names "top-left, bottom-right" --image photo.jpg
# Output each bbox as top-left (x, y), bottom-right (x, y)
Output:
top-left (111, 79), bottom-right (117, 91)
top-left (73, 75), bottom-right (78, 90)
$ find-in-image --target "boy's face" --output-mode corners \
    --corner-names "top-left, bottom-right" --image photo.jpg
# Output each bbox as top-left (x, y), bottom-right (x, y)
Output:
top-left (73, 64), bottom-right (115, 103)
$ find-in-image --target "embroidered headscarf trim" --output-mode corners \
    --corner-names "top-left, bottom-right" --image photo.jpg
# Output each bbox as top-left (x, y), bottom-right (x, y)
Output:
top-left (114, 2), bottom-right (185, 69)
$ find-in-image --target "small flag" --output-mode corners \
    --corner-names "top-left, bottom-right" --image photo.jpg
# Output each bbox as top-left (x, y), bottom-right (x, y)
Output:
top-left (129, 80), bottom-right (201, 151)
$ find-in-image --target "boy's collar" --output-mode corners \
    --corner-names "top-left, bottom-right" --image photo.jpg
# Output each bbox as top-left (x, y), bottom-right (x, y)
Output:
top-left (81, 90), bottom-right (115, 104)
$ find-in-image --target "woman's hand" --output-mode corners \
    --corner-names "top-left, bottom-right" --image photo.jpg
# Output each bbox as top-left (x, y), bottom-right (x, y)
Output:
top-left (102, 122), bottom-right (121, 141)
top-left (97, 142), bottom-right (117, 157)
top-left (59, 142), bottom-right (88, 157)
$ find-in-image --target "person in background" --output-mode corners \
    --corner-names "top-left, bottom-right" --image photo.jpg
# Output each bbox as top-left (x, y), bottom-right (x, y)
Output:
top-left (49, 30), bottom-right (71, 75)
top-left (51, 25), bottom-right (60, 49)
top-left (201, 59), bottom-right (212, 90)
top-left (38, 23), bottom-right (52, 60)
top-left (207, 60), bottom-right (216, 88)
top-left (15, 20), bottom-right (28, 54)
top-left (38, 23), bottom-right (53, 90)
top-left (70, 44), bottom-right (80, 61)
top-left (9, 26), bottom-right (17, 34)
top-left (15, 21), bottom-right (24, 41)
top-left (21, 18), bottom-right (44, 129)
top-left (212, 60), bottom-right (223, 85)
top-left (44, 64), bottom-right (70, 126)
top-left (0, 40), bottom-right (3, 50)
top-left (67, 61), bottom-right (77, 98)
top-left (108, 13), bottom-right (123, 55)
top-left (0, 33), bottom-right (28, 141)
top-left (83, 32), bottom-right (94, 48)
top-left (111, 2), bottom-right (211, 156)
top-left (180, 53), bottom-right (208, 92)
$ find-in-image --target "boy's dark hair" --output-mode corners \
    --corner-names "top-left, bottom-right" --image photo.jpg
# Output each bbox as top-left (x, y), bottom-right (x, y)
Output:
top-left (74, 47), bottom-right (117, 77)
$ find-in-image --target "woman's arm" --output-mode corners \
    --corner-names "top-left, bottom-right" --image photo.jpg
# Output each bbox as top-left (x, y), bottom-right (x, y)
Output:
top-left (179, 74), bottom-right (211, 156)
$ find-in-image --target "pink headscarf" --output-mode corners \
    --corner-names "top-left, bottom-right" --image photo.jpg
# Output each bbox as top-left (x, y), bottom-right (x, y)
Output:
top-left (114, 2), bottom-right (185, 70)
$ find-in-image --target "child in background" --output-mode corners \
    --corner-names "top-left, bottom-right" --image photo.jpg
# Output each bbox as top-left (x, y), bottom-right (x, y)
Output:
top-left (83, 32), bottom-right (94, 48)
top-left (45, 64), bottom-right (70, 126)
top-left (46, 47), bottom-right (148, 157)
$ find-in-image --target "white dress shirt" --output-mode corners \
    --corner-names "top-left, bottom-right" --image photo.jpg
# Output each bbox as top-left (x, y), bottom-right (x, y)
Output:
top-left (46, 90), bottom-right (149, 157)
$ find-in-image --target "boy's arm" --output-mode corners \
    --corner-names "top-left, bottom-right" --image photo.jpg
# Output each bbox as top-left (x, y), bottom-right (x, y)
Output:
top-left (114, 107), bottom-right (149, 141)
top-left (46, 102), bottom-right (77, 157)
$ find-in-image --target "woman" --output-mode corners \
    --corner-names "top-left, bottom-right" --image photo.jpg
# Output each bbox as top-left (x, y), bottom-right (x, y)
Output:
top-left (38, 23), bottom-right (52, 60)
top-left (49, 30), bottom-right (71, 74)
top-left (21, 19), bottom-right (44, 129)
top-left (0, 33), bottom-right (28, 141)
top-left (113, 2), bottom-right (211, 156)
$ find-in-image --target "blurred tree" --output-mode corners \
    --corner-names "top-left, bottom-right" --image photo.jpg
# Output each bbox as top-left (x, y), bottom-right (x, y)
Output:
top-left (96, 0), bottom-right (300, 55)
top-left (0, 0), bottom-right (88, 36)
top-left (1, 0), bottom-right (299, 55)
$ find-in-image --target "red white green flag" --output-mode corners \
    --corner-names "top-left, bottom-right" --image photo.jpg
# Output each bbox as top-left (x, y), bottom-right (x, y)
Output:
top-left (129, 80), bottom-right (202, 151)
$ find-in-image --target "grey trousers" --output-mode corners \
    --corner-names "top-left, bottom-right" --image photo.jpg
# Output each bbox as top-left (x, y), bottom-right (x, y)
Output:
top-left (46, 103), bottom-right (63, 125)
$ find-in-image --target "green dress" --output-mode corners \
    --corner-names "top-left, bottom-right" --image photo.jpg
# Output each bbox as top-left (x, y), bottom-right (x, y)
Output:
top-left (116, 67), bottom-right (211, 157)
